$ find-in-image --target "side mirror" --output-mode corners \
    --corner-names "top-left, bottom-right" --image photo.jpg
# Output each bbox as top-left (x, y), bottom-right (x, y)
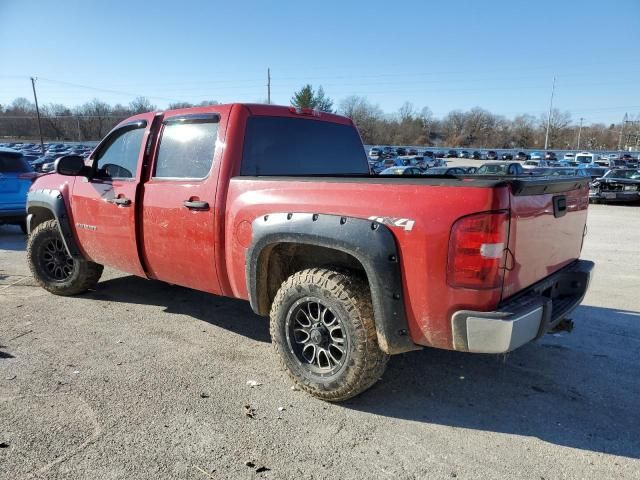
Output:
top-left (56, 155), bottom-right (91, 177)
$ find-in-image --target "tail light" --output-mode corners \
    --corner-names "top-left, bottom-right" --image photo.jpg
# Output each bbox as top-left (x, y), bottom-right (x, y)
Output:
top-left (447, 211), bottom-right (509, 289)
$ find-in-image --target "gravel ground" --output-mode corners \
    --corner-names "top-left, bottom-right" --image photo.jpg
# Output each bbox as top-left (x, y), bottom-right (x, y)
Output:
top-left (1, 204), bottom-right (639, 480)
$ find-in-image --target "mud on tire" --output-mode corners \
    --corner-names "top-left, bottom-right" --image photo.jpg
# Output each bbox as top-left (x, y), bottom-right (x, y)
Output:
top-left (270, 268), bottom-right (389, 402)
top-left (27, 219), bottom-right (103, 296)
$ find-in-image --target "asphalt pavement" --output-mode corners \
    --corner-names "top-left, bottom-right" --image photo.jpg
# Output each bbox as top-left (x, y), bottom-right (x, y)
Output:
top-left (1, 203), bottom-right (639, 479)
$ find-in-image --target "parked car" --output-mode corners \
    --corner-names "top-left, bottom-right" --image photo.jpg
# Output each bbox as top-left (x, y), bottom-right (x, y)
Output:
top-left (471, 151), bottom-right (482, 160)
top-left (515, 151), bottom-right (529, 161)
top-left (530, 152), bottom-right (543, 161)
top-left (589, 169), bottom-right (640, 203)
top-left (381, 146), bottom-right (395, 158)
top-left (619, 154), bottom-right (638, 169)
top-left (0, 148), bottom-right (37, 232)
top-left (423, 150), bottom-right (434, 159)
top-left (531, 168), bottom-right (588, 177)
top-left (368, 147), bottom-right (382, 158)
top-left (486, 150), bottom-right (498, 160)
top-left (608, 159), bottom-right (629, 169)
top-left (501, 152), bottom-right (513, 160)
top-left (25, 103), bottom-right (593, 401)
top-left (522, 159), bottom-right (550, 169)
top-left (406, 148), bottom-right (418, 156)
top-left (463, 166), bottom-right (477, 174)
top-left (446, 149), bottom-right (458, 158)
top-left (582, 167), bottom-right (608, 180)
top-left (458, 150), bottom-right (469, 158)
top-left (422, 166), bottom-right (467, 175)
top-left (379, 166), bottom-right (424, 175)
top-left (575, 152), bottom-right (597, 167)
top-left (544, 152), bottom-right (557, 161)
top-left (563, 153), bottom-right (576, 161)
top-left (475, 162), bottom-right (525, 176)
top-left (395, 147), bottom-right (407, 156)
top-left (371, 157), bottom-right (402, 174)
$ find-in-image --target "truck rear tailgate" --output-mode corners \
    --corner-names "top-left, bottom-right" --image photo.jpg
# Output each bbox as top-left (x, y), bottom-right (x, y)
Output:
top-left (501, 178), bottom-right (589, 300)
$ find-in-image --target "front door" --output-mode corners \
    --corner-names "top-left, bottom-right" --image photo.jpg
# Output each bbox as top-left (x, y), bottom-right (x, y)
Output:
top-left (140, 110), bottom-right (224, 294)
top-left (71, 116), bottom-right (152, 277)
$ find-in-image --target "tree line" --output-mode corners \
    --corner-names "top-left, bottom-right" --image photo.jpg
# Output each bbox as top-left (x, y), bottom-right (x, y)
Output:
top-left (291, 84), bottom-right (624, 150)
top-left (0, 87), bottom-right (627, 150)
top-left (0, 97), bottom-right (219, 143)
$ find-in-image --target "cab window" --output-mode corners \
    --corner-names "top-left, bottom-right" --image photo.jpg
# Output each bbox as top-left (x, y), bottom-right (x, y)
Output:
top-left (154, 120), bottom-right (219, 179)
top-left (94, 127), bottom-right (145, 179)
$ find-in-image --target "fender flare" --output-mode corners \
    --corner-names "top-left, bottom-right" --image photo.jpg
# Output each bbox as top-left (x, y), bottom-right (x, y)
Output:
top-left (27, 189), bottom-right (83, 258)
top-left (246, 212), bottom-right (420, 354)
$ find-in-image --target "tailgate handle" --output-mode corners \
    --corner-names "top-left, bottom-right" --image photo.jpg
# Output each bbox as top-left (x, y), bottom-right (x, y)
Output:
top-left (553, 195), bottom-right (567, 218)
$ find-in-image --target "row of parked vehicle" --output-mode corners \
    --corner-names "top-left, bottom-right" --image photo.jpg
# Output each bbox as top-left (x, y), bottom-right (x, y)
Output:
top-left (368, 146), bottom-right (639, 166)
top-left (371, 158), bottom-right (640, 204)
top-left (0, 142), bottom-right (94, 173)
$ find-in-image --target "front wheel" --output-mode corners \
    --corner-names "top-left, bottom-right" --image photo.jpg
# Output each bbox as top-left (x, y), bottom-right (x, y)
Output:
top-left (27, 219), bottom-right (103, 296)
top-left (270, 268), bottom-right (389, 402)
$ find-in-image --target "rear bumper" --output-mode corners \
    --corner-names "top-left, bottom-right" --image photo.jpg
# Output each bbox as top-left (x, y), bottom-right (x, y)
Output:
top-left (451, 259), bottom-right (594, 353)
top-left (589, 190), bottom-right (640, 202)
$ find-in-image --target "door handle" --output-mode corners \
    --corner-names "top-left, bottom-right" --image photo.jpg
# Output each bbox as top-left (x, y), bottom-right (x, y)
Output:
top-left (109, 197), bottom-right (131, 206)
top-left (183, 200), bottom-right (209, 210)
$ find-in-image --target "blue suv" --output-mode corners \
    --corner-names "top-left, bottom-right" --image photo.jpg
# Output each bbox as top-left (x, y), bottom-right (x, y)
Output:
top-left (0, 148), bottom-right (37, 233)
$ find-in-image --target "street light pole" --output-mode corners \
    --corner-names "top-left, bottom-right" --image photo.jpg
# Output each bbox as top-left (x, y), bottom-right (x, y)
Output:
top-left (267, 67), bottom-right (271, 105)
top-left (544, 76), bottom-right (556, 150)
top-left (30, 77), bottom-right (45, 154)
top-left (577, 117), bottom-right (584, 150)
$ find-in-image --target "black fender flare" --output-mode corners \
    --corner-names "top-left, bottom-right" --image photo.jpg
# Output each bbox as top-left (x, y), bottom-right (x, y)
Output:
top-left (246, 212), bottom-right (420, 354)
top-left (27, 189), bottom-right (83, 258)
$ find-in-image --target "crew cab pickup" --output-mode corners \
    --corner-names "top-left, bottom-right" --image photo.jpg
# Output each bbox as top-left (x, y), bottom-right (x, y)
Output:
top-left (26, 104), bottom-right (594, 401)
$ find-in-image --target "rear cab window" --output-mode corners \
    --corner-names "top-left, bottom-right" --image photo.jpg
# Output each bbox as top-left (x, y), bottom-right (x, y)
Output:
top-left (0, 152), bottom-right (32, 173)
top-left (240, 116), bottom-right (368, 176)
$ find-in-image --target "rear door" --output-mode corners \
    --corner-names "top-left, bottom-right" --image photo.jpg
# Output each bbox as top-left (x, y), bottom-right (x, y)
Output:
top-left (140, 108), bottom-right (227, 294)
top-left (70, 116), bottom-right (153, 276)
top-left (501, 180), bottom-right (589, 299)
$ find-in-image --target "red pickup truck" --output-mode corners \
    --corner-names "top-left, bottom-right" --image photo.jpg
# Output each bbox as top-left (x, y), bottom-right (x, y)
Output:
top-left (25, 104), bottom-right (593, 401)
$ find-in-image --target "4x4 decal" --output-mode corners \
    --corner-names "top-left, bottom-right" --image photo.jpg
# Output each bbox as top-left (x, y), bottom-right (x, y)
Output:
top-left (368, 216), bottom-right (415, 232)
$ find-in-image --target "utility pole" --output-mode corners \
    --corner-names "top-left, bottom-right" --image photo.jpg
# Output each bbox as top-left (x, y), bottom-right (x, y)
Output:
top-left (30, 77), bottom-right (45, 154)
top-left (618, 113), bottom-right (628, 151)
top-left (76, 116), bottom-right (81, 142)
top-left (576, 117), bottom-right (584, 150)
top-left (267, 67), bottom-right (271, 105)
top-left (544, 75), bottom-right (556, 150)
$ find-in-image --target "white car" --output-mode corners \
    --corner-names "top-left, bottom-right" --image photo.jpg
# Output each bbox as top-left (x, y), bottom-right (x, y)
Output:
top-left (563, 153), bottom-right (575, 161)
top-left (522, 159), bottom-right (550, 169)
top-left (575, 152), bottom-right (597, 167)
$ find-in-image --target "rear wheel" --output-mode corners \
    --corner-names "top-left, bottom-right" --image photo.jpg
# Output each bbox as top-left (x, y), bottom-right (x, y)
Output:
top-left (270, 268), bottom-right (389, 402)
top-left (27, 219), bottom-right (103, 296)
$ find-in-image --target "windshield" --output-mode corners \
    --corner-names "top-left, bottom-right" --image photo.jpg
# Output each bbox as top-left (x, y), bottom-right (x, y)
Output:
top-left (603, 170), bottom-right (640, 180)
top-left (576, 155), bottom-right (592, 163)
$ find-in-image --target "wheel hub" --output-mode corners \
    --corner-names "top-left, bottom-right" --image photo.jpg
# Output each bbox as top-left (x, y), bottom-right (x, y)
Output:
top-left (41, 238), bottom-right (74, 281)
top-left (285, 298), bottom-right (349, 376)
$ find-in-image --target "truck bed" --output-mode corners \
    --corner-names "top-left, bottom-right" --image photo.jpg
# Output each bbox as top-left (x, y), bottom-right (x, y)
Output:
top-left (225, 174), bottom-right (590, 350)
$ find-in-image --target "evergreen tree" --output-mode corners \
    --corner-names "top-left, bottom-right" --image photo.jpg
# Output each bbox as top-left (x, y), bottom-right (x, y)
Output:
top-left (291, 84), bottom-right (316, 109)
top-left (315, 86), bottom-right (334, 113)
